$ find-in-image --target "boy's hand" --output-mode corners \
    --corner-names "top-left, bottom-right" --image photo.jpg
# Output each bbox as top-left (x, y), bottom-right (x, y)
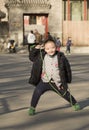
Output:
top-left (35, 45), bottom-right (41, 49)
top-left (58, 85), bottom-right (64, 90)
top-left (35, 45), bottom-right (44, 49)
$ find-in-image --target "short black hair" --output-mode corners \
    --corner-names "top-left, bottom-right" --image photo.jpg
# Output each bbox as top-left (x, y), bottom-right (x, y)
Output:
top-left (30, 30), bottom-right (33, 33)
top-left (44, 38), bottom-right (56, 46)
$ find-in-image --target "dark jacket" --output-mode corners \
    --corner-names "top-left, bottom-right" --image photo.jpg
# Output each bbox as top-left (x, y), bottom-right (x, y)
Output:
top-left (29, 48), bottom-right (72, 90)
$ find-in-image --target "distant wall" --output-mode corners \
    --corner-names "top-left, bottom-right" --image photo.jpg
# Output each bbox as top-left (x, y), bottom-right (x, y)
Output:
top-left (0, 21), bottom-right (9, 38)
top-left (63, 21), bottom-right (89, 46)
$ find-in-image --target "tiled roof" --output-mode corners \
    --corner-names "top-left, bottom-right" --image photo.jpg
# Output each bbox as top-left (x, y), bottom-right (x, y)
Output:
top-left (0, 0), bottom-right (7, 21)
top-left (5, 0), bottom-right (51, 8)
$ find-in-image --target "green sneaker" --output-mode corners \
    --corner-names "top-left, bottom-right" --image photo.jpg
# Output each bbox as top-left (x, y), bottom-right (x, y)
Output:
top-left (72, 103), bottom-right (80, 111)
top-left (28, 107), bottom-right (35, 116)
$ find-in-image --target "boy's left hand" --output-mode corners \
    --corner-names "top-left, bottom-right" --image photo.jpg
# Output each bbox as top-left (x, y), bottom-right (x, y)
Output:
top-left (58, 85), bottom-right (64, 90)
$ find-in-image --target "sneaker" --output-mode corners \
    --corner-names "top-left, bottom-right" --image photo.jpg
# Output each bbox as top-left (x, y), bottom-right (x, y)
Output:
top-left (28, 107), bottom-right (35, 115)
top-left (72, 103), bottom-right (81, 111)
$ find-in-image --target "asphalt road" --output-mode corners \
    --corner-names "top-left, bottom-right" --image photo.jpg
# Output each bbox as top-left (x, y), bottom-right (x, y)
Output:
top-left (0, 53), bottom-right (89, 130)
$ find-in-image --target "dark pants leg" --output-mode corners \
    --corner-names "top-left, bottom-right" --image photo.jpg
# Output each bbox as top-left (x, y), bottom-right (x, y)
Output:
top-left (50, 83), bottom-right (77, 105)
top-left (68, 46), bottom-right (70, 53)
top-left (28, 44), bottom-right (30, 53)
top-left (58, 89), bottom-right (77, 105)
top-left (66, 46), bottom-right (70, 53)
top-left (28, 43), bottom-right (35, 53)
top-left (12, 47), bottom-right (16, 53)
top-left (31, 80), bottom-right (52, 108)
top-left (30, 80), bottom-right (77, 108)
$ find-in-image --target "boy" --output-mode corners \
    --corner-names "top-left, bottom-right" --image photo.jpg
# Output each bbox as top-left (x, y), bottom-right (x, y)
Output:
top-left (28, 39), bottom-right (80, 115)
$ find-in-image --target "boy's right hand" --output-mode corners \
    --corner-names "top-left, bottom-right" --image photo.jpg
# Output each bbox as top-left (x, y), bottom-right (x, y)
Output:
top-left (35, 45), bottom-right (41, 49)
top-left (35, 45), bottom-right (44, 49)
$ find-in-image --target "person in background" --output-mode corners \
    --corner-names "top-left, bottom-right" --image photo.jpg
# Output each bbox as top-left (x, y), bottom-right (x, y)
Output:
top-left (47, 32), bottom-right (53, 40)
top-left (56, 37), bottom-right (61, 51)
top-left (27, 30), bottom-right (36, 52)
top-left (66, 37), bottom-right (72, 54)
top-left (34, 29), bottom-right (42, 45)
top-left (28, 39), bottom-right (80, 116)
top-left (7, 40), bottom-right (16, 53)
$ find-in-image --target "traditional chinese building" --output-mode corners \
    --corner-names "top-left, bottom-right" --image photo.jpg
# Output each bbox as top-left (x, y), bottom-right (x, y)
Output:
top-left (2, 0), bottom-right (89, 46)
top-left (63, 0), bottom-right (89, 46)
top-left (5, 0), bottom-right (62, 45)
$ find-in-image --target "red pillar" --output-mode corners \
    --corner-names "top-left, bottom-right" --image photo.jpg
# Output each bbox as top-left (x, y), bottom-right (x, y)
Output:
top-left (45, 16), bottom-right (48, 38)
top-left (41, 16), bottom-right (48, 39)
top-left (84, 0), bottom-right (87, 20)
top-left (68, 0), bottom-right (70, 20)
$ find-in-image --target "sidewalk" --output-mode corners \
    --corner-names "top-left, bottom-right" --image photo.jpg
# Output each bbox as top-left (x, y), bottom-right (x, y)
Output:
top-left (61, 46), bottom-right (89, 54)
top-left (1, 45), bottom-right (89, 55)
top-left (17, 46), bottom-right (89, 54)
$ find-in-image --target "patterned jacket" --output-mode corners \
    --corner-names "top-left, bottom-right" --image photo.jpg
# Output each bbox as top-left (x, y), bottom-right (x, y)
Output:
top-left (29, 48), bottom-right (72, 90)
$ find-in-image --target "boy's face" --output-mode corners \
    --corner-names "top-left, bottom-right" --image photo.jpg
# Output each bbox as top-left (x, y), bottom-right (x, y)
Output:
top-left (44, 41), bottom-right (56, 56)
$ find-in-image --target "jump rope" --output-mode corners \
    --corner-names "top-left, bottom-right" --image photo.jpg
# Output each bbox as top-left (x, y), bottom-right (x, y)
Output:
top-left (39, 48), bottom-right (73, 107)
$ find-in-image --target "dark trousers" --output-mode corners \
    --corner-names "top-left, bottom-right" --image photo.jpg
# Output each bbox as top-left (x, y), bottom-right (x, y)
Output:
top-left (9, 47), bottom-right (16, 53)
top-left (28, 43), bottom-right (35, 53)
top-left (30, 80), bottom-right (77, 108)
top-left (66, 46), bottom-right (70, 53)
